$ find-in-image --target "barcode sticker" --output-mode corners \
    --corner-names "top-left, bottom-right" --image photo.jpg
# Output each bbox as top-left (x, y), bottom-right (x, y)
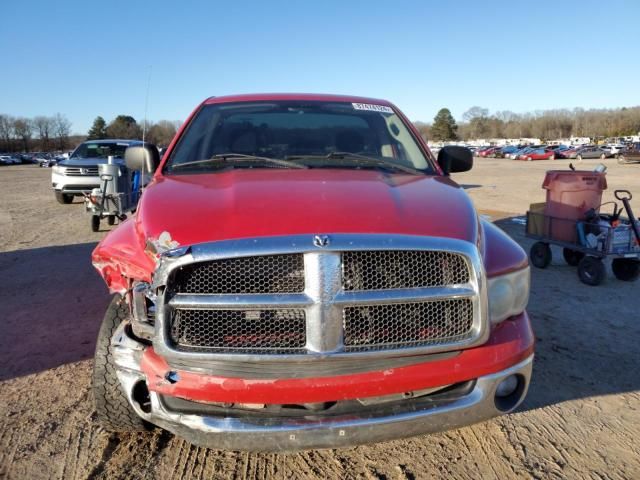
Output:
top-left (352, 103), bottom-right (394, 114)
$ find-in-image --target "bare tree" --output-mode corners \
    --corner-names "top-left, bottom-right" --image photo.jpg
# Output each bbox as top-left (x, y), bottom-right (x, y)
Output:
top-left (33, 116), bottom-right (54, 151)
top-left (53, 113), bottom-right (72, 151)
top-left (13, 118), bottom-right (33, 152)
top-left (0, 114), bottom-right (15, 152)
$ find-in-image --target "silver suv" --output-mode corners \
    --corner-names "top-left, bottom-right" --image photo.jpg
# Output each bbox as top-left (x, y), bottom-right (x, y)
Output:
top-left (51, 139), bottom-right (143, 204)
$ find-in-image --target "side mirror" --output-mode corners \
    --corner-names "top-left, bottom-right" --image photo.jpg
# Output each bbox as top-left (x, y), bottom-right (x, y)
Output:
top-left (437, 146), bottom-right (473, 175)
top-left (125, 145), bottom-right (160, 173)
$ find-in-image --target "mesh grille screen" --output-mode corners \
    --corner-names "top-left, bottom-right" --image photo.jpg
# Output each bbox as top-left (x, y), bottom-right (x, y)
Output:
top-left (342, 251), bottom-right (469, 291)
top-left (170, 309), bottom-right (306, 353)
top-left (343, 299), bottom-right (474, 351)
top-left (172, 254), bottom-right (305, 294)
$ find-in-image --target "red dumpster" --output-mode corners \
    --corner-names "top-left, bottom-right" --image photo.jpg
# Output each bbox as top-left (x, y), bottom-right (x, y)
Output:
top-left (542, 170), bottom-right (607, 242)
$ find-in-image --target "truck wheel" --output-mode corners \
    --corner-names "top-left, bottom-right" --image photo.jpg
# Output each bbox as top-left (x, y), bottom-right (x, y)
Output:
top-left (562, 248), bottom-right (584, 266)
top-left (93, 296), bottom-right (149, 432)
top-left (530, 242), bottom-right (551, 268)
top-left (107, 215), bottom-right (116, 226)
top-left (55, 191), bottom-right (73, 204)
top-left (611, 258), bottom-right (640, 281)
top-left (577, 256), bottom-right (605, 286)
top-left (91, 215), bottom-right (100, 232)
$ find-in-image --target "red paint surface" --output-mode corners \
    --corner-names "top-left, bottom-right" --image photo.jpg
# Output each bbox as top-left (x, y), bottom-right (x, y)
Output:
top-left (135, 170), bottom-right (479, 247)
top-left (141, 312), bottom-right (534, 404)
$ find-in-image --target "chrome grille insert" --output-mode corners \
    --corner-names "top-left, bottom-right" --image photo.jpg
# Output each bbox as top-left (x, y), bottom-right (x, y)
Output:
top-left (63, 166), bottom-right (99, 176)
top-left (153, 234), bottom-right (489, 364)
top-left (173, 254), bottom-right (305, 294)
top-left (342, 250), bottom-right (469, 290)
top-left (170, 309), bottom-right (306, 353)
top-left (343, 299), bottom-right (474, 351)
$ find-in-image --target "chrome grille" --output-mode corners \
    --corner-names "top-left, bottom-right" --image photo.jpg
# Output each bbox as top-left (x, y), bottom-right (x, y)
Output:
top-left (173, 254), bottom-right (305, 294)
top-left (155, 235), bottom-right (487, 361)
top-left (170, 309), bottom-right (306, 353)
top-left (63, 166), bottom-right (99, 176)
top-left (343, 299), bottom-right (474, 351)
top-left (342, 250), bottom-right (469, 290)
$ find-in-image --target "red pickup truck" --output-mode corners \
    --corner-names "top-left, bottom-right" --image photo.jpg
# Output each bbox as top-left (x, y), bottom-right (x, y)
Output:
top-left (91, 93), bottom-right (533, 451)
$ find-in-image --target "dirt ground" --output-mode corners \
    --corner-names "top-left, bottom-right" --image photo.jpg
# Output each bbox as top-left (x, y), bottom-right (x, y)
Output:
top-left (1, 158), bottom-right (639, 479)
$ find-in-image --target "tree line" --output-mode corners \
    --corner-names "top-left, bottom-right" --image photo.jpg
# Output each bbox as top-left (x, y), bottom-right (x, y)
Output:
top-left (86, 115), bottom-right (181, 147)
top-left (418, 105), bottom-right (640, 142)
top-left (0, 114), bottom-right (72, 153)
top-left (0, 113), bottom-right (182, 153)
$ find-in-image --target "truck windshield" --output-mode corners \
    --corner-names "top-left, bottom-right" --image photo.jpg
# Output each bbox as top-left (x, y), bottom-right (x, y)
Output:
top-left (165, 101), bottom-right (434, 174)
top-left (71, 142), bottom-right (132, 159)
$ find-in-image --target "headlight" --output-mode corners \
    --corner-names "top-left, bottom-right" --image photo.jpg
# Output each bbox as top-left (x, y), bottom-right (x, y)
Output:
top-left (487, 267), bottom-right (530, 324)
top-left (52, 165), bottom-right (65, 174)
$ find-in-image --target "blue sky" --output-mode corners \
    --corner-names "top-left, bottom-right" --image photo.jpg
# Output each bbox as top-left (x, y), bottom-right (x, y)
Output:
top-left (1, 0), bottom-right (639, 134)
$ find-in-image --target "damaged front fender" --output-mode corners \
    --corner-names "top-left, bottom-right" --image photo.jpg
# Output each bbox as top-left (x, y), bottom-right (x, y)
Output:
top-left (92, 218), bottom-right (157, 294)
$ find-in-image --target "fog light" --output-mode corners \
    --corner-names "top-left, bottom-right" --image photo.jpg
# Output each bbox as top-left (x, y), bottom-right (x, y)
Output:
top-left (496, 375), bottom-right (519, 398)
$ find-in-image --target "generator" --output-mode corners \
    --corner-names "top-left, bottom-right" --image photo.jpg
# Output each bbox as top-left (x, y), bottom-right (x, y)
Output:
top-left (84, 157), bottom-right (141, 232)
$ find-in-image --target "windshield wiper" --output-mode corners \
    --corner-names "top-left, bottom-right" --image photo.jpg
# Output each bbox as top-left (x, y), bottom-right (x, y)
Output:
top-left (287, 151), bottom-right (423, 175)
top-left (171, 153), bottom-right (307, 170)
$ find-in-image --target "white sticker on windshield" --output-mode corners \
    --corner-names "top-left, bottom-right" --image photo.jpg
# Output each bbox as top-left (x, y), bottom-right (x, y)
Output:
top-left (352, 103), bottom-right (394, 114)
top-left (117, 143), bottom-right (130, 146)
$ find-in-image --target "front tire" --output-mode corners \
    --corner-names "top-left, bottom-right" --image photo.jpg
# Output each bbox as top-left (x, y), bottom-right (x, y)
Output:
top-left (577, 256), bottom-right (605, 286)
top-left (55, 191), bottom-right (73, 204)
top-left (530, 242), bottom-right (552, 268)
top-left (93, 296), bottom-right (149, 432)
top-left (600, 153), bottom-right (606, 160)
top-left (612, 258), bottom-right (640, 281)
top-left (91, 215), bottom-right (100, 232)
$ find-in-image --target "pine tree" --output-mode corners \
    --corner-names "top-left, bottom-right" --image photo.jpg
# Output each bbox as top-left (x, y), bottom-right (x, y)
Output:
top-left (87, 116), bottom-right (107, 140)
top-left (431, 108), bottom-right (459, 141)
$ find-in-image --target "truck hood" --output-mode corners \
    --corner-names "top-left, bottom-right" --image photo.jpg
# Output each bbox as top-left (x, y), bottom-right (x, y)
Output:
top-left (135, 169), bottom-right (479, 249)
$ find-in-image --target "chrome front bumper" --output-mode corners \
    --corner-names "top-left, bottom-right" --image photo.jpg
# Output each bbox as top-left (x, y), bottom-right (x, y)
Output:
top-left (112, 323), bottom-right (533, 451)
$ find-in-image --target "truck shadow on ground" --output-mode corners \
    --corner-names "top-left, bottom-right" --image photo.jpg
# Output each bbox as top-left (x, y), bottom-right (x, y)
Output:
top-left (0, 242), bottom-right (110, 381)
top-left (1, 227), bottom-right (638, 412)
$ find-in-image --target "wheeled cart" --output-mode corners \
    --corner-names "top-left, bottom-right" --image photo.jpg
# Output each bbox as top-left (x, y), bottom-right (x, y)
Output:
top-left (526, 190), bottom-right (640, 286)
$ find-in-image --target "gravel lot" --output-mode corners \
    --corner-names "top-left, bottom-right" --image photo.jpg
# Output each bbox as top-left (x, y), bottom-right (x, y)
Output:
top-left (1, 158), bottom-right (639, 479)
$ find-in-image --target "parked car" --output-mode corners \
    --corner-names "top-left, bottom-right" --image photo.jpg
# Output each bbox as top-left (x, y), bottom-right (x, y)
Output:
top-left (477, 146), bottom-right (501, 158)
top-left (494, 145), bottom-right (520, 158)
top-left (517, 148), bottom-right (556, 161)
top-left (601, 144), bottom-right (626, 156)
top-left (89, 93), bottom-right (534, 451)
top-left (568, 146), bottom-right (609, 161)
top-left (0, 155), bottom-right (21, 165)
top-left (617, 142), bottom-right (640, 164)
top-left (508, 146), bottom-right (534, 159)
top-left (51, 139), bottom-right (145, 204)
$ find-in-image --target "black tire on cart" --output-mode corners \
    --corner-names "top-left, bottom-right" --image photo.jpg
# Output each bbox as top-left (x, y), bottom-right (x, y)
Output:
top-left (611, 258), bottom-right (640, 282)
top-left (577, 256), bottom-right (606, 286)
top-left (91, 215), bottom-right (100, 232)
top-left (562, 248), bottom-right (585, 266)
top-left (107, 215), bottom-right (116, 226)
top-left (93, 295), bottom-right (149, 432)
top-left (55, 191), bottom-right (73, 204)
top-left (530, 242), bottom-right (552, 268)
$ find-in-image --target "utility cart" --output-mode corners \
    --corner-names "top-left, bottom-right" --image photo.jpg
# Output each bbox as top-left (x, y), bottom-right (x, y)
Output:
top-left (526, 189), bottom-right (640, 285)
